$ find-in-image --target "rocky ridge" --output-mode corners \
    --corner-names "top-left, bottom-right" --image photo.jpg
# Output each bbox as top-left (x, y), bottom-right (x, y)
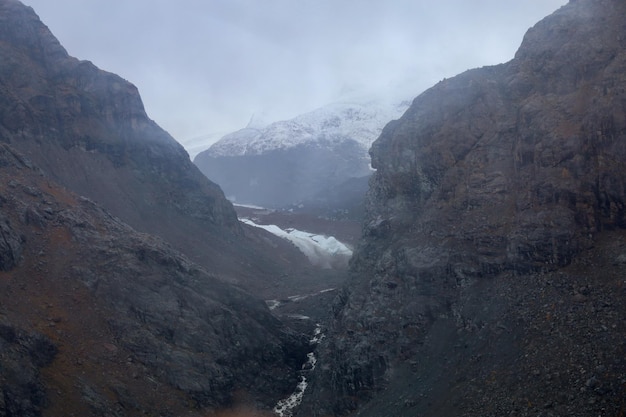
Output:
top-left (0, 1), bottom-right (337, 415)
top-left (299, 1), bottom-right (626, 415)
top-left (0, 0), bottom-right (318, 297)
top-left (0, 141), bottom-right (307, 416)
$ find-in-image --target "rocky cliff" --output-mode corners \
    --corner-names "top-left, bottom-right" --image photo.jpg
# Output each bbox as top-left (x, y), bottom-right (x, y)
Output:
top-left (0, 0), bottom-right (236, 230)
top-left (0, 142), bottom-right (307, 416)
top-left (0, 1), bottom-right (329, 415)
top-left (0, 0), bottom-right (314, 296)
top-left (300, 0), bottom-right (626, 415)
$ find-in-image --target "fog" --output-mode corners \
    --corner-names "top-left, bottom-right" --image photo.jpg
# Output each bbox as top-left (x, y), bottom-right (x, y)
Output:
top-left (23, 0), bottom-right (567, 152)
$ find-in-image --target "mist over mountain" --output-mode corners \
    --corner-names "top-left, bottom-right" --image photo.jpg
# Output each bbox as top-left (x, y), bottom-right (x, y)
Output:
top-left (0, 0), bottom-right (330, 297)
top-left (194, 99), bottom-right (409, 209)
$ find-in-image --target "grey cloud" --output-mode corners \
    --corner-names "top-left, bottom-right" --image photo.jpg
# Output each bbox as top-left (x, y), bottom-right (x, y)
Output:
top-left (22, 0), bottom-right (567, 152)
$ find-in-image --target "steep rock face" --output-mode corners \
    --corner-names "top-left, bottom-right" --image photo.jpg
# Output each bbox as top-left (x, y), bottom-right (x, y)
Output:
top-left (195, 100), bottom-right (408, 208)
top-left (0, 142), bottom-right (306, 416)
top-left (0, 0), bottom-right (237, 231)
top-left (0, 0), bottom-right (313, 293)
top-left (0, 319), bottom-right (56, 417)
top-left (301, 1), bottom-right (626, 416)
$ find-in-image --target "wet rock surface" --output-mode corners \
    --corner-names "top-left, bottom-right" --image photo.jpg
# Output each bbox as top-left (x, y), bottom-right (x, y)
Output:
top-left (0, 1), bottom-right (342, 416)
top-left (0, 142), bottom-right (309, 416)
top-left (300, 1), bottom-right (626, 416)
top-left (0, 0), bottom-right (318, 299)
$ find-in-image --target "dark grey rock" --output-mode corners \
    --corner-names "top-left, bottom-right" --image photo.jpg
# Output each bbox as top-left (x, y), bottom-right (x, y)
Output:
top-left (0, 213), bottom-right (22, 271)
top-left (300, 1), bottom-right (626, 416)
top-left (0, 320), bottom-right (56, 417)
top-left (0, 0), bottom-right (313, 299)
top-left (0, 140), bottom-right (309, 414)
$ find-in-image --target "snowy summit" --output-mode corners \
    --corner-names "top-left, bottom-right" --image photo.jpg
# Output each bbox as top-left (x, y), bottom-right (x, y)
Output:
top-left (193, 94), bottom-right (411, 208)
top-left (205, 98), bottom-right (410, 157)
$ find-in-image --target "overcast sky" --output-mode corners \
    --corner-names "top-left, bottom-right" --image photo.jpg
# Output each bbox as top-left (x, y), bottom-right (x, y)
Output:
top-left (23, 0), bottom-right (567, 155)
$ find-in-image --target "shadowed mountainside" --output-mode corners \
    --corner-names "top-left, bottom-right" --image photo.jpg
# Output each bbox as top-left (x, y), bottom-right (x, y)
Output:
top-left (0, 142), bottom-right (308, 416)
top-left (300, 1), bottom-right (626, 416)
top-left (4, 0), bottom-right (626, 416)
top-left (0, 0), bottom-right (322, 297)
top-left (0, 0), bottom-right (337, 415)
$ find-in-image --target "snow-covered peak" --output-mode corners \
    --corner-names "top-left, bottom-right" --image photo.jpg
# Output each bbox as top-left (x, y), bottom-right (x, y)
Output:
top-left (206, 98), bottom-right (410, 157)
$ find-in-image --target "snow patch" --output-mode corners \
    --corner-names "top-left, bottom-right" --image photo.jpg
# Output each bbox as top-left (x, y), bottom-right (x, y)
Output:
top-left (286, 314), bottom-right (311, 320)
top-left (207, 99), bottom-right (410, 157)
top-left (265, 288), bottom-right (336, 311)
top-left (233, 202), bottom-right (269, 210)
top-left (240, 218), bottom-right (352, 268)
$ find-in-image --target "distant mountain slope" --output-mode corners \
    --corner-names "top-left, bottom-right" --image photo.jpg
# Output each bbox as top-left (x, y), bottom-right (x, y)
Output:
top-left (0, 0), bottom-right (315, 294)
top-left (194, 99), bottom-right (409, 208)
top-left (300, 1), bottom-right (626, 416)
top-left (207, 100), bottom-right (409, 157)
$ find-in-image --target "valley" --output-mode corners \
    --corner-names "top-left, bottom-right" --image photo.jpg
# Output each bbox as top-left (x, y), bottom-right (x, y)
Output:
top-left (1, 0), bottom-right (626, 417)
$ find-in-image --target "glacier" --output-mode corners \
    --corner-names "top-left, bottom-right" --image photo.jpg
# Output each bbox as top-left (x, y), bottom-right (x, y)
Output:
top-left (240, 218), bottom-right (353, 269)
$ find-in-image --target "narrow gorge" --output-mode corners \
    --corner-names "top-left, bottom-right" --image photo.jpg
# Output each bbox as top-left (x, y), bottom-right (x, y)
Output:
top-left (299, 0), bottom-right (626, 415)
top-left (1, 1), bottom-right (625, 417)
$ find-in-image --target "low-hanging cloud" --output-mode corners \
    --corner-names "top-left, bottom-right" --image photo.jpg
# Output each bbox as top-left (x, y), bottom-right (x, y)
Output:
top-left (23, 0), bottom-right (567, 153)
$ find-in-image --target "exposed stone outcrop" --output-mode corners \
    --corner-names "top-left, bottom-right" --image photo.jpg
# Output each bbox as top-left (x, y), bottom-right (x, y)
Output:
top-left (0, 0), bottom-right (313, 296)
top-left (300, 1), bottom-right (626, 415)
top-left (0, 320), bottom-right (57, 417)
top-left (0, 213), bottom-right (22, 271)
top-left (0, 141), bottom-right (307, 416)
top-left (0, 1), bottom-right (334, 415)
top-left (0, 0), bottom-right (237, 230)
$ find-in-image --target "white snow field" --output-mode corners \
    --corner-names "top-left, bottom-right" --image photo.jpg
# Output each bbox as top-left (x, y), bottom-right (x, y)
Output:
top-left (240, 218), bottom-right (353, 269)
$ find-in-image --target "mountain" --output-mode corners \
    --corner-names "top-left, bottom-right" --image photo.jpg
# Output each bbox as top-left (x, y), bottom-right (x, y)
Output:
top-left (0, 142), bottom-right (308, 416)
top-left (299, 0), bottom-right (626, 416)
top-left (0, 0), bottom-right (331, 415)
top-left (194, 99), bottom-right (409, 208)
top-left (6, 0), bottom-right (626, 416)
top-left (0, 0), bottom-right (323, 298)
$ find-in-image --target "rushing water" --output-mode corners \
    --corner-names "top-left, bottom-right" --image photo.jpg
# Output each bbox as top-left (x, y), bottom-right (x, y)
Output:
top-left (273, 324), bottom-right (324, 417)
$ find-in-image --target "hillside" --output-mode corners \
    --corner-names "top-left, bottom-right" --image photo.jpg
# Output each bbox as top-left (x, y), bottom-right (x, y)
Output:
top-left (0, 1), bottom-right (335, 415)
top-left (3, 0), bottom-right (626, 416)
top-left (194, 99), bottom-right (408, 208)
top-left (0, 142), bottom-right (308, 416)
top-left (0, 0), bottom-right (321, 297)
top-left (300, 1), bottom-right (626, 415)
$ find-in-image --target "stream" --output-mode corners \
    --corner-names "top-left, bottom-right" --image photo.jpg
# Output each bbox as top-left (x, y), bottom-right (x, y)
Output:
top-left (273, 323), bottom-right (325, 417)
